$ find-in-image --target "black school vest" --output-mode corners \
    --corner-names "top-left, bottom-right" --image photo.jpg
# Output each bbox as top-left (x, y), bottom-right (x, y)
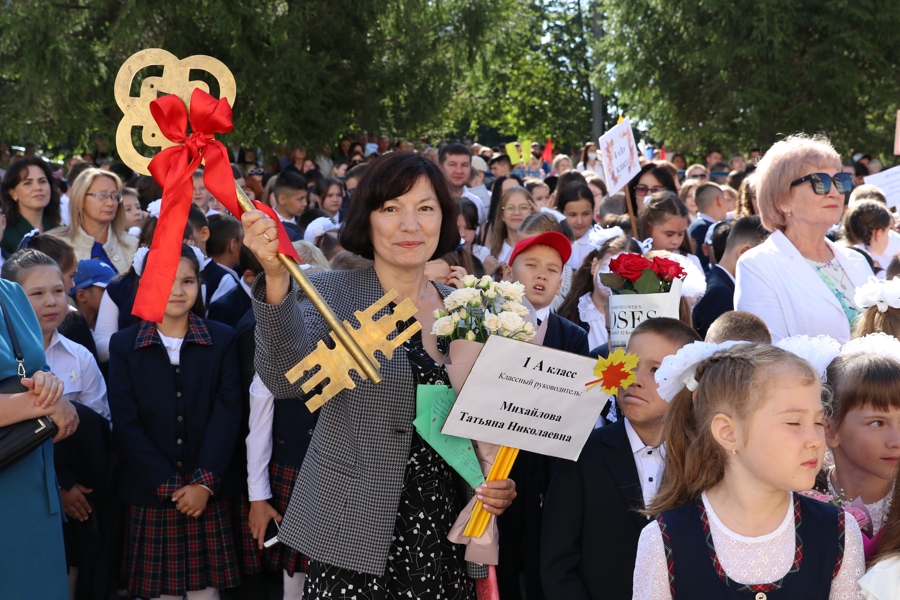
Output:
top-left (201, 260), bottom-right (234, 307)
top-left (657, 493), bottom-right (843, 599)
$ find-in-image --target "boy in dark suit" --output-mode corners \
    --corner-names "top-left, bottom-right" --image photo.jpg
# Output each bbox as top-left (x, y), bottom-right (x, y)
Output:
top-left (207, 245), bottom-right (262, 327)
top-left (498, 231), bottom-right (590, 599)
top-left (692, 215), bottom-right (769, 338)
top-left (687, 182), bottom-right (734, 271)
top-left (541, 318), bottom-right (700, 600)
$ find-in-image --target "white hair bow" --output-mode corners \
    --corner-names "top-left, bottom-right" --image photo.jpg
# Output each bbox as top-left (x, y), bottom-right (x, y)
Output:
top-left (147, 199), bottom-right (163, 219)
top-left (854, 276), bottom-right (900, 313)
top-left (588, 225), bottom-right (624, 250)
top-left (303, 217), bottom-right (339, 244)
top-left (655, 340), bottom-right (749, 402)
top-left (841, 332), bottom-right (900, 364)
top-left (775, 335), bottom-right (840, 381)
top-left (132, 245), bottom-right (205, 277)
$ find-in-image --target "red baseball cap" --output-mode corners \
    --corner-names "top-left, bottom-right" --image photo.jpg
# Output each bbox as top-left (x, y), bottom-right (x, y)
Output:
top-left (508, 231), bottom-right (572, 266)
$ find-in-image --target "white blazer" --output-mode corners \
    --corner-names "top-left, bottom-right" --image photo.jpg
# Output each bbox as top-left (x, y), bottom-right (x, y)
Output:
top-left (735, 229), bottom-right (874, 343)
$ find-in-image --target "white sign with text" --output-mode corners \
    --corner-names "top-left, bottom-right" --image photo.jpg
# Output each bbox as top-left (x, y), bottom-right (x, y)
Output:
top-left (599, 117), bottom-right (641, 195)
top-left (865, 164), bottom-right (900, 208)
top-left (441, 336), bottom-right (608, 461)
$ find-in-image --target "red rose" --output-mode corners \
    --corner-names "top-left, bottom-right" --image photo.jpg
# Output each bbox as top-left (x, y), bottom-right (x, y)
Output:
top-left (651, 256), bottom-right (686, 281)
top-left (609, 253), bottom-right (655, 282)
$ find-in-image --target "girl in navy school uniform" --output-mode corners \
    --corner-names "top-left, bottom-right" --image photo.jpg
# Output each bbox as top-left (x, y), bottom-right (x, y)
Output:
top-left (633, 343), bottom-right (866, 599)
top-left (107, 244), bottom-right (243, 600)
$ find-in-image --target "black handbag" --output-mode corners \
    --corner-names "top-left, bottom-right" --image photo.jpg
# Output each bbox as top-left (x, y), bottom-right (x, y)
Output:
top-left (0, 292), bottom-right (58, 472)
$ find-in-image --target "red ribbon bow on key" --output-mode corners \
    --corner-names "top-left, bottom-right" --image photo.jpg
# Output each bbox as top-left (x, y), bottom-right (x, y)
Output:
top-left (132, 88), bottom-right (300, 323)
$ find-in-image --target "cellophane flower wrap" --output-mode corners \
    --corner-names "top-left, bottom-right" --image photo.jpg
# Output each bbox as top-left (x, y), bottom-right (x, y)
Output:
top-left (428, 275), bottom-right (543, 570)
top-left (599, 253), bottom-right (686, 350)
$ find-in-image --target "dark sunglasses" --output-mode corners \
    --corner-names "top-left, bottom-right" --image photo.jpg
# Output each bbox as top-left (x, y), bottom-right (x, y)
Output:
top-left (790, 172), bottom-right (852, 195)
top-left (634, 184), bottom-right (665, 196)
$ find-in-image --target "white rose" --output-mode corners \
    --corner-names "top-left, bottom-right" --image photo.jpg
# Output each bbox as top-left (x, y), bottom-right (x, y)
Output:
top-left (432, 308), bottom-right (445, 320)
top-left (444, 287), bottom-right (479, 310)
top-left (462, 274), bottom-right (478, 287)
top-left (458, 308), bottom-right (469, 320)
top-left (451, 312), bottom-right (461, 324)
top-left (478, 275), bottom-right (493, 289)
top-left (432, 316), bottom-right (457, 336)
top-left (484, 288), bottom-right (498, 300)
top-left (496, 281), bottom-right (526, 303)
top-left (466, 330), bottom-right (477, 341)
top-left (483, 312), bottom-right (502, 333)
top-left (498, 311), bottom-right (526, 336)
top-left (503, 300), bottom-right (531, 318)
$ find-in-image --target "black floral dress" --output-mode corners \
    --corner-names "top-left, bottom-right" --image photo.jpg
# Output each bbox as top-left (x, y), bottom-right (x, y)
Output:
top-left (303, 328), bottom-right (474, 600)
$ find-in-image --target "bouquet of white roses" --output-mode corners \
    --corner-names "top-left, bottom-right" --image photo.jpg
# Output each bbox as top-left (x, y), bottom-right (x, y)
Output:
top-left (431, 275), bottom-right (536, 343)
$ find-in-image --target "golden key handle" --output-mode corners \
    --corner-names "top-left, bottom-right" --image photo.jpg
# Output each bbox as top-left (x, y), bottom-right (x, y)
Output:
top-left (234, 185), bottom-right (382, 386)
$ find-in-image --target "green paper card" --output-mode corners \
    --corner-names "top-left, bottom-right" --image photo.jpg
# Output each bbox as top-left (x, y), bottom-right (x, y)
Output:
top-left (415, 384), bottom-right (485, 488)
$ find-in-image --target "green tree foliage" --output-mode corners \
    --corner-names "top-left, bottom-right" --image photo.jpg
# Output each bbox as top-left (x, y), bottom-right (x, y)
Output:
top-left (0, 0), bottom-right (493, 154)
top-left (448, 0), bottom-right (604, 148)
top-left (599, 0), bottom-right (900, 157)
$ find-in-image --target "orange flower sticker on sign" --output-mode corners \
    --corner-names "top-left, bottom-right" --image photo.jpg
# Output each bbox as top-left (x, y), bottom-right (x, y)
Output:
top-left (586, 347), bottom-right (639, 395)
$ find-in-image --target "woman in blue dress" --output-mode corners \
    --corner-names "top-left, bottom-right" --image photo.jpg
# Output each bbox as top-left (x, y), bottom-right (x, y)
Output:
top-left (0, 270), bottom-right (78, 599)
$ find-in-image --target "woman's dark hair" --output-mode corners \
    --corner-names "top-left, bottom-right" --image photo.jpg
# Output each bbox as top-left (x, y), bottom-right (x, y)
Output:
top-left (556, 170), bottom-right (588, 196)
top-left (479, 174), bottom-right (525, 245)
top-left (557, 248), bottom-right (602, 324)
top-left (555, 183), bottom-right (594, 213)
top-left (627, 163), bottom-right (678, 216)
top-left (135, 175), bottom-right (163, 209)
top-left (456, 197), bottom-right (479, 232)
top-left (0, 157), bottom-right (62, 229)
top-left (2, 248), bottom-right (62, 283)
top-left (638, 191), bottom-right (694, 255)
top-left (339, 151), bottom-right (459, 260)
top-left (20, 234), bottom-right (77, 275)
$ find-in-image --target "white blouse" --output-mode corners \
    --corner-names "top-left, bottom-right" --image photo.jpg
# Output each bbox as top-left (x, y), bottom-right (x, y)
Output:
top-left (577, 293), bottom-right (608, 349)
top-left (632, 492), bottom-right (865, 600)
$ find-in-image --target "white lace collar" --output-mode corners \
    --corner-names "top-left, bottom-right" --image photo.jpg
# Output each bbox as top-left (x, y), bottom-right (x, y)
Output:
top-left (577, 293), bottom-right (605, 324)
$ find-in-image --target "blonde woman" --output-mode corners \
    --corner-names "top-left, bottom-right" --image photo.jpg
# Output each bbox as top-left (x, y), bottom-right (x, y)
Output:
top-left (474, 186), bottom-right (535, 274)
top-left (47, 168), bottom-right (137, 274)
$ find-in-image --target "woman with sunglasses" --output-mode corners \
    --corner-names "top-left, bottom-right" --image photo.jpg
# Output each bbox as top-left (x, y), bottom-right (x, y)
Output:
top-left (0, 157), bottom-right (63, 255)
top-left (626, 163), bottom-right (678, 218)
top-left (47, 168), bottom-right (138, 274)
top-left (735, 134), bottom-right (872, 343)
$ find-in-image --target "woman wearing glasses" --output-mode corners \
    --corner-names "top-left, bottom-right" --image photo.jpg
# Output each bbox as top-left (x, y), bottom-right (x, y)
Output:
top-left (625, 163), bottom-right (678, 219)
top-left (476, 187), bottom-right (535, 275)
top-left (47, 168), bottom-right (137, 274)
top-left (735, 134), bottom-right (872, 343)
top-left (0, 157), bottom-right (63, 255)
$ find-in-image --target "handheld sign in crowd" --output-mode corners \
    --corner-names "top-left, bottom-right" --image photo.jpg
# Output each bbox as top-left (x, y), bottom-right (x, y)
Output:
top-left (441, 336), bottom-right (609, 461)
top-left (599, 116), bottom-right (641, 196)
top-left (865, 164), bottom-right (900, 209)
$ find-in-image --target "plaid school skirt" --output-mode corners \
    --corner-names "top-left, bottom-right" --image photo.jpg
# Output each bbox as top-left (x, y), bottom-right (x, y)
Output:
top-left (229, 493), bottom-right (264, 576)
top-left (266, 460), bottom-right (309, 577)
top-left (122, 499), bottom-right (241, 598)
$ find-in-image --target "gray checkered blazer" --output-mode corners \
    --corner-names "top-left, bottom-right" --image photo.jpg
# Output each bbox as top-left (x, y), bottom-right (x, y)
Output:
top-left (252, 266), bottom-right (487, 578)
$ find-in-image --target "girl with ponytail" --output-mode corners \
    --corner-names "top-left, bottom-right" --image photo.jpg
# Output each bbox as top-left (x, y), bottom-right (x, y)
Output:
top-left (633, 343), bottom-right (865, 599)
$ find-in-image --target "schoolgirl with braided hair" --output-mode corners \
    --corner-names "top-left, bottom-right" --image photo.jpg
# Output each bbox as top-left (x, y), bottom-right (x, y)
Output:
top-left (632, 342), bottom-right (865, 599)
top-left (843, 200), bottom-right (894, 273)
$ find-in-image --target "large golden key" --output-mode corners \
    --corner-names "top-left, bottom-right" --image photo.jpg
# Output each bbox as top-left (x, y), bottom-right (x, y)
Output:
top-left (114, 48), bottom-right (418, 411)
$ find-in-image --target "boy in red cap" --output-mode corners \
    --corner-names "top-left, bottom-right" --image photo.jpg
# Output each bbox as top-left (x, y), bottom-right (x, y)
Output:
top-left (497, 230), bottom-right (590, 599)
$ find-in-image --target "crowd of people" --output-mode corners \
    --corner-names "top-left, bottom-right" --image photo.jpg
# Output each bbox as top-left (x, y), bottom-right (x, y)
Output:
top-left (1, 131), bottom-right (899, 600)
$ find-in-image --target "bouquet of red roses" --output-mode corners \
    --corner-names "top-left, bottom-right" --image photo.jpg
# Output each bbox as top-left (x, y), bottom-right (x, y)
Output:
top-left (600, 253), bottom-right (686, 294)
top-left (600, 252), bottom-right (687, 349)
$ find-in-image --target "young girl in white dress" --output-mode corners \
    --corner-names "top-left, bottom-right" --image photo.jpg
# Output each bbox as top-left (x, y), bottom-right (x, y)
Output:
top-left (632, 342), bottom-right (865, 599)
